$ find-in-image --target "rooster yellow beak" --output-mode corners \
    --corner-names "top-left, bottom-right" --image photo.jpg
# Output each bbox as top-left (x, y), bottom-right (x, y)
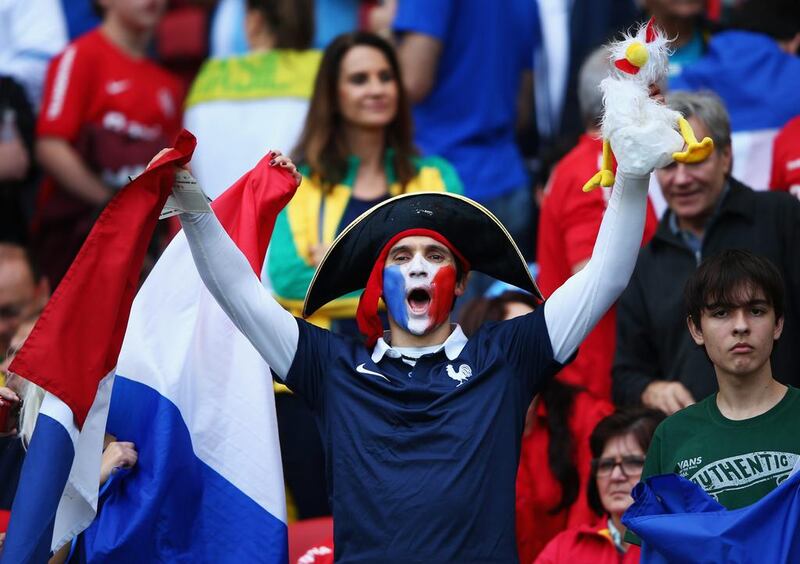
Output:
top-left (625, 42), bottom-right (649, 68)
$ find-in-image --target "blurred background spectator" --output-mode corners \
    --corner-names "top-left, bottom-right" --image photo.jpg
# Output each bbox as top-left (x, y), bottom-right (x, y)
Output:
top-left (532, 0), bottom-right (637, 163)
top-left (613, 92), bottom-right (800, 414)
top-left (0, 317), bottom-right (45, 510)
top-left (0, 78), bottom-right (36, 245)
top-left (391, 0), bottom-right (537, 261)
top-left (32, 0), bottom-right (184, 288)
top-left (0, 244), bottom-right (48, 357)
top-left (459, 291), bottom-right (613, 562)
top-left (0, 0), bottom-right (67, 244)
top-left (209, 0), bottom-right (360, 57)
top-left (184, 0), bottom-right (320, 198)
top-left (643, 0), bottom-right (710, 78)
top-left (0, 0), bottom-right (67, 112)
top-left (535, 408), bottom-right (664, 564)
top-left (536, 47), bottom-right (659, 402)
top-left (669, 0), bottom-right (800, 190)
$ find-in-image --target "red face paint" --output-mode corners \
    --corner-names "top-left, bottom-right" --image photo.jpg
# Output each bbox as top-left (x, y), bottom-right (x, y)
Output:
top-left (428, 264), bottom-right (457, 331)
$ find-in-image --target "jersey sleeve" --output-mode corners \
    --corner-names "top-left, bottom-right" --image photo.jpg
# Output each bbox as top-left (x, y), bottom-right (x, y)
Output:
top-left (393, 0), bottom-right (454, 40)
top-left (37, 41), bottom-right (93, 141)
top-left (284, 318), bottom-right (342, 413)
top-left (488, 305), bottom-right (568, 399)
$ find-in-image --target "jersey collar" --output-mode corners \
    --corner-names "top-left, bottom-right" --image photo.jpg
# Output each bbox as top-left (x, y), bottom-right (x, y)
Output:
top-left (371, 324), bottom-right (468, 363)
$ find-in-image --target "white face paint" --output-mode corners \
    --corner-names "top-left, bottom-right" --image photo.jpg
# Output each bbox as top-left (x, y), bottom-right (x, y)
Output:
top-left (383, 238), bottom-right (458, 336)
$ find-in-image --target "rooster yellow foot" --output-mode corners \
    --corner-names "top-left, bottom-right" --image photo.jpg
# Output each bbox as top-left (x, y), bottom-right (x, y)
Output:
top-left (673, 117), bottom-right (714, 164)
top-left (582, 169), bottom-right (615, 193)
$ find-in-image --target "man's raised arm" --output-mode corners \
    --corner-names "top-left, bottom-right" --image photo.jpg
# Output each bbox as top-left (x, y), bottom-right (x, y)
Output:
top-left (544, 169), bottom-right (650, 363)
top-left (174, 153), bottom-right (302, 380)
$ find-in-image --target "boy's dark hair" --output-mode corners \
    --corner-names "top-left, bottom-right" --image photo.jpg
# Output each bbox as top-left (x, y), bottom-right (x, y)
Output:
top-left (684, 249), bottom-right (785, 329)
top-left (587, 408), bottom-right (665, 516)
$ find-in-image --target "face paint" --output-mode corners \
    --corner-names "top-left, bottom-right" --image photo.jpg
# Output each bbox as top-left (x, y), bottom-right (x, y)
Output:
top-left (382, 253), bottom-right (457, 336)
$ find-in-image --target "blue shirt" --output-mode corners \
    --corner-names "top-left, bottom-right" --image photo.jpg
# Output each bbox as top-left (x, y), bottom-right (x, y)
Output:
top-left (285, 306), bottom-right (563, 562)
top-left (669, 31), bottom-right (800, 132)
top-left (393, 0), bottom-right (538, 203)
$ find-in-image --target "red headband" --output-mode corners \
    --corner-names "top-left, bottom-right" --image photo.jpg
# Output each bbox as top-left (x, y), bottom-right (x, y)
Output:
top-left (355, 228), bottom-right (470, 347)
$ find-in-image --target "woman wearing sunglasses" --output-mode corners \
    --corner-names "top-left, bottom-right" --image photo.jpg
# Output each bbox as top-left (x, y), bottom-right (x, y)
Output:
top-left (535, 408), bottom-right (664, 563)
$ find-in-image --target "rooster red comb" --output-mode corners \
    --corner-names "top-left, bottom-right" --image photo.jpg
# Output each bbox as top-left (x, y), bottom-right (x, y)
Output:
top-left (645, 16), bottom-right (657, 43)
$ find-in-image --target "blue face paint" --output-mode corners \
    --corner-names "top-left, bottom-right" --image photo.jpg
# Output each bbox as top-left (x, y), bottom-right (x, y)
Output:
top-left (382, 265), bottom-right (409, 329)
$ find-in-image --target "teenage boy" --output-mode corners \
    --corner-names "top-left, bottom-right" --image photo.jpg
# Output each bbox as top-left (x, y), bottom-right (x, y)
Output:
top-left (637, 249), bottom-right (800, 511)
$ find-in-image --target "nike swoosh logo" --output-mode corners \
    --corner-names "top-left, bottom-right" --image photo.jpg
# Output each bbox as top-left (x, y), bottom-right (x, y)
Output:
top-left (356, 363), bottom-right (390, 382)
top-left (106, 80), bottom-right (131, 95)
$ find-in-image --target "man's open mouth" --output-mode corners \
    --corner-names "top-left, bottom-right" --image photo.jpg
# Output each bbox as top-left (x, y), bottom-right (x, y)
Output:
top-left (407, 288), bottom-right (431, 315)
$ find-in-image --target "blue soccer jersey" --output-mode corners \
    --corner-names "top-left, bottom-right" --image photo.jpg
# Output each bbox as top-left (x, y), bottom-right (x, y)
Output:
top-left (285, 305), bottom-right (564, 563)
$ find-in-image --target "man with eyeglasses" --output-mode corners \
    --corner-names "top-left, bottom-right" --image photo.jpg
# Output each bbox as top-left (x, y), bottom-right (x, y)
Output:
top-left (0, 243), bottom-right (49, 365)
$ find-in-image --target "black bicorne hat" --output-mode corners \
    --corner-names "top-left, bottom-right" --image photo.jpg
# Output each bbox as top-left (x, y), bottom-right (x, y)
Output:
top-left (303, 192), bottom-right (541, 317)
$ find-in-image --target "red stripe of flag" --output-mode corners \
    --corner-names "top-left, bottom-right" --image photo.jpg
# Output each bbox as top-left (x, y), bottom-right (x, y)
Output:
top-left (9, 131), bottom-right (197, 429)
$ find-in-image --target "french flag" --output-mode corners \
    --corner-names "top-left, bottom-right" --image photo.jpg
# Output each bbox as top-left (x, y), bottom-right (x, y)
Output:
top-left (1, 132), bottom-right (196, 562)
top-left (2, 131), bottom-right (293, 562)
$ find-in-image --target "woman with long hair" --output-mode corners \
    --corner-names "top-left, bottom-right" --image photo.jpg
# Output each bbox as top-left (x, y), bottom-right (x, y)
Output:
top-left (269, 31), bottom-right (462, 335)
top-left (459, 291), bottom-right (614, 562)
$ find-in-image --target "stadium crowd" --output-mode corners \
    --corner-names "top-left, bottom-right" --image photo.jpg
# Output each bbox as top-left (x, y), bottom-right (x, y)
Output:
top-left (0, 0), bottom-right (799, 562)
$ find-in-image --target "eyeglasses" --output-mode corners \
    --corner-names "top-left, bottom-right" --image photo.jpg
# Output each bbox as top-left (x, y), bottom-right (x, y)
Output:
top-left (592, 455), bottom-right (646, 478)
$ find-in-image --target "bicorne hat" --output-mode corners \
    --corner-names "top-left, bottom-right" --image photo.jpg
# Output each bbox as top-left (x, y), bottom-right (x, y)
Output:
top-left (303, 192), bottom-right (541, 323)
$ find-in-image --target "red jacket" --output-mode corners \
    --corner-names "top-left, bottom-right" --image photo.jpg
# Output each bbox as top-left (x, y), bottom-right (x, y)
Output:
top-left (536, 135), bottom-right (657, 400)
top-left (515, 391), bottom-right (614, 562)
top-left (534, 521), bottom-right (641, 564)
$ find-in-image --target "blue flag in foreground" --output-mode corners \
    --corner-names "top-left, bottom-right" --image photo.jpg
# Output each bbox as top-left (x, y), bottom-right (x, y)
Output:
top-left (79, 149), bottom-right (296, 562)
top-left (623, 469), bottom-right (800, 563)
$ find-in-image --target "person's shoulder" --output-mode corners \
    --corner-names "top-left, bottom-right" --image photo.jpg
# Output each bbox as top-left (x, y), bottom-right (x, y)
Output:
top-left (410, 155), bottom-right (463, 194)
top-left (294, 316), bottom-right (354, 355)
top-left (537, 521), bottom-right (609, 563)
top-left (71, 29), bottom-right (104, 51)
top-left (56, 29), bottom-right (103, 64)
top-left (479, 306), bottom-right (548, 344)
top-left (744, 181), bottom-right (800, 216)
top-left (783, 385), bottom-right (800, 405)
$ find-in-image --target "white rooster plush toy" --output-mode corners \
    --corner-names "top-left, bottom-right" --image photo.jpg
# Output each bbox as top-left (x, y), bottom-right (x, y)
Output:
top-left (582, 17), bottom-right (715, 192)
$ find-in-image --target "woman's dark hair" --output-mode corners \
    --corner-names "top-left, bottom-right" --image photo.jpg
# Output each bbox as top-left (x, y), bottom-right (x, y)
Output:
top-left (586, 408), bottom-right (665, 516)
top-left (292, 31), bottom-right (417, 192)
top-left (246, 0), bottom-right (314, 50)
top-left (459, 291), bottom-right (580, 514)
top-left (684, 249), bottom-right (785, 330)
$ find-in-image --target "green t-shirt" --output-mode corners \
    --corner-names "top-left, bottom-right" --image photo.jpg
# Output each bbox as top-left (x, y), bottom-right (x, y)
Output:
top-left (627, 386), bottom-right (800, 545)
top-left (645, 386), bottom-right (800, 508)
